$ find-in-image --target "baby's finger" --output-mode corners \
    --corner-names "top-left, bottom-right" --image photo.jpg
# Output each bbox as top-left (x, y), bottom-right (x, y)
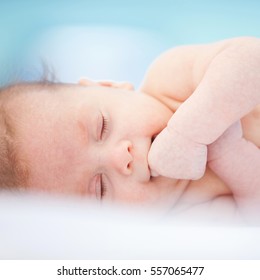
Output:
top-left (150, 169), bottom-right (159, 177)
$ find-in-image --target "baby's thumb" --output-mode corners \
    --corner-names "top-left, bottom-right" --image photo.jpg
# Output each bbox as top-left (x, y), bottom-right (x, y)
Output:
top-left (148, 128), bottom-right (170, 177)
top-left (148, 142), bottom-right (160, 177)
top-left (150, 169), bottom-right (159, 177)
top-left (148, 150), bottom-right (159, 177)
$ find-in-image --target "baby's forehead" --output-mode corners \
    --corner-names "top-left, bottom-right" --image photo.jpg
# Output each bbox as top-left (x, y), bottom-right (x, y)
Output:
top-left (9, 83), bottom-right (71, 106)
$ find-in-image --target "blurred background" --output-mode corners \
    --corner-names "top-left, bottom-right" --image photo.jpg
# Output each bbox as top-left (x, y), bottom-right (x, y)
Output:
top-left (0, 0), bottom-right (260, 87)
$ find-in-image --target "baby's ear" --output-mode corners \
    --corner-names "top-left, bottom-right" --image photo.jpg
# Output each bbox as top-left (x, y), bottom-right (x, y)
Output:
top-left (78, 78), bottom-right (98, 86)
top-left (99, 81), bottom-right (134, 90)
top-left (78, 78), bottom-right (134, 90)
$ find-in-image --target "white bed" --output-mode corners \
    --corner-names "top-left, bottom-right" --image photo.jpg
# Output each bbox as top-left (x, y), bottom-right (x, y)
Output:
top-left (0, 191), bottom-right (259, 260)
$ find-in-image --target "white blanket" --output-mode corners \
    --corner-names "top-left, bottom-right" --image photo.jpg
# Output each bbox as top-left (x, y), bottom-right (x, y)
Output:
top-left (0, 192), bottom-right (259, 259)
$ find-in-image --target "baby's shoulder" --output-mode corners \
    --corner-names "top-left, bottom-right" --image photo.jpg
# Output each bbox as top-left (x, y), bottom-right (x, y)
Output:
top-left (139, 37), bottom-right (252, 110)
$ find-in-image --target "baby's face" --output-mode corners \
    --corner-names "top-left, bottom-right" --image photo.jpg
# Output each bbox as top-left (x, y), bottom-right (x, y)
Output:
top-left (12, 84), bottom-right (184, 210)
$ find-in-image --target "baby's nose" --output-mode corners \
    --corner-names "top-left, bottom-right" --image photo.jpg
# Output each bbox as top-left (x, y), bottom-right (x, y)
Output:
top-left (110, 140), bottom-right (133, 175)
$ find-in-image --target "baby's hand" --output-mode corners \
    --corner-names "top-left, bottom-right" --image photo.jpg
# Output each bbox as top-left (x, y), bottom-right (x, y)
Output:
top-left (208, 121), bottom-right (243, 161)
top-left (148, 127), bottom-right (207, 180)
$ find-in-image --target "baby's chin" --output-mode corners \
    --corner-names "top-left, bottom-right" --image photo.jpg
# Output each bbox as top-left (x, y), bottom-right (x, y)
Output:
top-left (148, 175), bottom-right (189, 207)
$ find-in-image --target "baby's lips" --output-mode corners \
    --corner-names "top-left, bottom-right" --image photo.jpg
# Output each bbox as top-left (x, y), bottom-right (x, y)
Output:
top-left (151, 134), bottom-right (158, 144)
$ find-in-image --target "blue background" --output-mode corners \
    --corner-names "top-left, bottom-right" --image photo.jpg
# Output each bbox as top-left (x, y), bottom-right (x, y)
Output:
top-left (0, 0), bottom-right (260, 86)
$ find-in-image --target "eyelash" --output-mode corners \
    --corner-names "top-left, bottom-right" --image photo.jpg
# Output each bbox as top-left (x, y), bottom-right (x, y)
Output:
top-left (100, 174), bottom-right (108, 199)
top-left (101, 114), bottom-right (109, 139)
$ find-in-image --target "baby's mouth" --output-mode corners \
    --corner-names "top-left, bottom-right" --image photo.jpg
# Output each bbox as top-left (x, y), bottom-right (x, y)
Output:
top-left (149, 135), bottom-right (159, 178)
top-left (151, 134), bottom-right (157, 144)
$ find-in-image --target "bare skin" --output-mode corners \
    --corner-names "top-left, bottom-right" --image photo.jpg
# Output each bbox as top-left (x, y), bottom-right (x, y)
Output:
top-left (140, 37), bottom-right (260, 222)
top-left (6, 37), bottom-right (259, 223)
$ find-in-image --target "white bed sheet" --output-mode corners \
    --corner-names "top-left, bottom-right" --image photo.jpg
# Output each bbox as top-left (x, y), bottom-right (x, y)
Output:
top-left (0, 192), bottom-right (259, 260)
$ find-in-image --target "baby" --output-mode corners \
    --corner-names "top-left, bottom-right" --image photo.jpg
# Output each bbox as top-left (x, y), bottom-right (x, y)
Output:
top-left (0, 37), bottom-right (259, 224)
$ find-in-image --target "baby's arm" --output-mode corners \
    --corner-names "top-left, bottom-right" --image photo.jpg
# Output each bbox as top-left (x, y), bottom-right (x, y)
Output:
top-left (168, 38), bottom-right (260, 144)
top-left (208, 122), bottom-right (260, 224)
top-left (148, 37), bottom-right (260, 179)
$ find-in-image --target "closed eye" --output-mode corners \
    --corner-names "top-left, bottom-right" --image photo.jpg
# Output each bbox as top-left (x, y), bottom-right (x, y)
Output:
top-left (95, 174), bottom-right (108, 200)
top-left (100, 174), bottom-right (108, 199)
top-left (100, 114), bottom-right (109, 140)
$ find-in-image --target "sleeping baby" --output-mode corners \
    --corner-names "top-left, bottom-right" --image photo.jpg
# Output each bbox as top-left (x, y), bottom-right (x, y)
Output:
top-left (0, 37), bottom-right (259, 224)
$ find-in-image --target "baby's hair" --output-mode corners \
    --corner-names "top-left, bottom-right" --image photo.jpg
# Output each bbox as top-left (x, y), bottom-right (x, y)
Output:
top-left (0, 60), bottom-right (63, 190)
top-left (0, 80), bottom-right (60, 190)
top-left (0, 84), bottom-right (28, 189)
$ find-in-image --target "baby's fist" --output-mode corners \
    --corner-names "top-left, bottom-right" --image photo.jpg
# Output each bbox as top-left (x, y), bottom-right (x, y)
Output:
top-left (208, 121), bottom-right (243, 161)
top-left (148, 127), bottom-right (207, 180)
